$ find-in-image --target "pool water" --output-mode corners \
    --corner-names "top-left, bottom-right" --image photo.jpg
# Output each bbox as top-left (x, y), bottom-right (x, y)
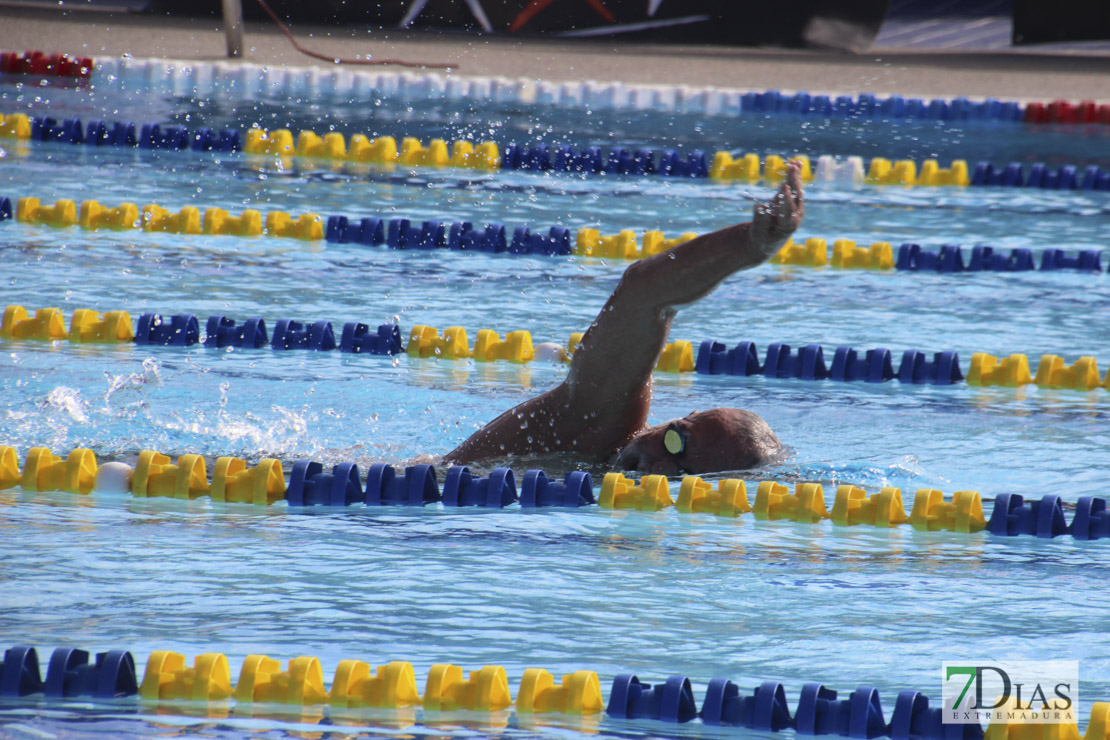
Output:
top-left (1, 74), bottom-right (1109, 739)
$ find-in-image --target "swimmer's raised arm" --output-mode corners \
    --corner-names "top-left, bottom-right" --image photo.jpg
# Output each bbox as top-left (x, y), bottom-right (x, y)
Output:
top-left (563, 163), bottom-right (805, 416)
top-left (446, 163), bottom-right (803, 465)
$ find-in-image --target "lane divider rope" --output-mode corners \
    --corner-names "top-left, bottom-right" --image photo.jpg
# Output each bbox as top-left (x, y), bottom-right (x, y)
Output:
top-left (5, 50), bottom-right (1109, 127)
top-left (3, 445), bottom-right (1109, 541)
top-left (5, 305), bottom-right (1110, 393)
top-left (6, 111), bottom-right (1110, 192)
top-left (2, 194), bottom-right (1108, 278)
top-left (8, 642), bottom-right (1104, 738)
top-left (12, 50), bottom-right (1101, 128)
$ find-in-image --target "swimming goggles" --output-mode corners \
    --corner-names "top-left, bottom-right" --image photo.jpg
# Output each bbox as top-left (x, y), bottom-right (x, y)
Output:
top-left (663, 423), bottom-right (686, 457)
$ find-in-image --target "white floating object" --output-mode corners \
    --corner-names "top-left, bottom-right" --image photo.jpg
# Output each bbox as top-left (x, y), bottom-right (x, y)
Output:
top-left (535, 81), bottom-right (560, 105)
top-left (814, 155), bottom-right (837, 182)
top-left (95, 462), bottom-right (133, 494)
top-left (533, 342), bottom-right (568, 364)
top-left (558, 82), bottom-right (584, 106)
top-left (839, 156), bottom-right (866, 185)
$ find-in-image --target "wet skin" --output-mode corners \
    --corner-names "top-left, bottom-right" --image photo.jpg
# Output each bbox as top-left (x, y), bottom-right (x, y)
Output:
top-left (447, 163), bottom-right (805, 474)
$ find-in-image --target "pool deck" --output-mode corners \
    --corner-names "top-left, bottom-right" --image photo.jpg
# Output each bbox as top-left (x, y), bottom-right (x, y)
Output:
top-left (2, 5), bottom-right (1110, 100)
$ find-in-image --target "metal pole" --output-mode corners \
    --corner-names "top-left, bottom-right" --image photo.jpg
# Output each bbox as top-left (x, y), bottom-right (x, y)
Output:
top-left (221, 0), bottom-right (245, 57)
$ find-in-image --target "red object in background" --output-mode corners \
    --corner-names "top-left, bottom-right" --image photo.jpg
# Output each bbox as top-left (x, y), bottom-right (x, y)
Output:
top-left (0, 50), bottom-right (92, 78)
top-left (1023, 102), bottom-right (1046, 123)
top-left (509, 0), bottom-right (616, 32)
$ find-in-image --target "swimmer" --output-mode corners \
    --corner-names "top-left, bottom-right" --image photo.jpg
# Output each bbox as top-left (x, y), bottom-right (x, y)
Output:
top-left (447, 162), bottom-right (805, 475)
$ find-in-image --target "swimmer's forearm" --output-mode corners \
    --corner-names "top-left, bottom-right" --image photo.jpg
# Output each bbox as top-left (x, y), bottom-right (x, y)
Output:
top-left (626, 221), bottom-right (779, 310)
top-left (628, 165), bottom-right (803, 311)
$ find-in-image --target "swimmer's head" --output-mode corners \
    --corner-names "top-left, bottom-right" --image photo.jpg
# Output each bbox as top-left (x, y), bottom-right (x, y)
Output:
top-left (615, 408), bottom-right (781, 475)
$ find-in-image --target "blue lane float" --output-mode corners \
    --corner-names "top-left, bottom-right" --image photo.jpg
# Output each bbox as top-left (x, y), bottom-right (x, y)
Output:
top-left (137, 313), bottom-right (399, 355)
top-left (28, 115), bottom-right (241, 152)
top-left (442, 466), bottom-right (518, 508)
top-left (271, 319), bottom-right (337, 351)
top-left (0, 641), bottom-right (1018, 740)
top-left (16, 111), bottom-right (1110, 192)
top-left (701, 679), bottom-right (793, 731)
top-left (502, 144), bottom-right (709, 178)
top-left (1, 645), bottom-right (43, 696)
top-left (896, 350), bottom-right (963, 385)
top-left (204, 316), bottom-right (268, 349)
top-left (764, 343), bottom-right (829, 381)
top-left (694, 342), bottom-right (962, 385)
top-left (972, 161), bottom-right (1110, 191)
top-left (607, 674), bottom-right (699, 723)
top-left (520, 470), bottom-right (595, 508)
top-left (738, 90), bottom-right (1021, 123)
top-left (829, 348), bottom-right (895, 383)
top-left (340, 322), bottom-right (402, 355)
top-left (364, 463), bottom-right (440, 506)
top-left (1, 196), bottom-right (12, 221)
top-left (325, 215), bottom-right (386, 246)
top-left (288, 461), bottom-right (362, 507)
top-left (794, 684), bottom-right (890, 739)
top-left (897, 243), bottom-right (1102, 273)
top-left (890, 691), bottom-right (982, 740)
top-left (1072, 497), bottom-right (1110, 541)
top-left (136, 313), bottom-right (200, 346)
top-left (987, 493), bottom-right (1069, 539)
top-left (695, 340), bottom-right (761, 376)
top-left (1041, 249), bottom-right (1103, 272)
top-left (44, 647), bottom-right (138, 699)
top-left (510, 225), bottom-right (572, 255)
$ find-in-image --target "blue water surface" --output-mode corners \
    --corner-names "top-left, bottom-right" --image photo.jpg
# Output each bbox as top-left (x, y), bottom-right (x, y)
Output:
top-left (1, 76), bottom-right (1109, 739)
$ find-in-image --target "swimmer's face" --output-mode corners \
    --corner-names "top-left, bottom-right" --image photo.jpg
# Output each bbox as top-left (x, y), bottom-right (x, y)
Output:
top-left (615, 408), bottom-right (780, 476)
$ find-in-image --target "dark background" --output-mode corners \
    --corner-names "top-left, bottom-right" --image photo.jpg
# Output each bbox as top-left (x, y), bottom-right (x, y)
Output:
top-left (141, 0), bottom-right (1109, 47)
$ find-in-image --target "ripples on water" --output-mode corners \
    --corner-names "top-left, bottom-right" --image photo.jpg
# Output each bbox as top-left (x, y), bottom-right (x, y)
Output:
top-left (1, 80), bottom-right (1109, 739)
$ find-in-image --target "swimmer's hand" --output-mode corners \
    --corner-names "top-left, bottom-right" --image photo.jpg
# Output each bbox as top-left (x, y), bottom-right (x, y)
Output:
top-left (751, 160), bottom-right (805, 258)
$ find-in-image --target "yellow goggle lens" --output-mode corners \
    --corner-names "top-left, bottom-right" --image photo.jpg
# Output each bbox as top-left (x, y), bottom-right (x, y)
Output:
top-left (664, 428), bottom-right (684, 455)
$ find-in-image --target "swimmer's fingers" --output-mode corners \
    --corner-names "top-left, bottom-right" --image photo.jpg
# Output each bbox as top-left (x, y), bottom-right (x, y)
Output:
top-left (786, 160), bottom-right (805, 212)
top-left (778, 161), bottom-right (804, 227)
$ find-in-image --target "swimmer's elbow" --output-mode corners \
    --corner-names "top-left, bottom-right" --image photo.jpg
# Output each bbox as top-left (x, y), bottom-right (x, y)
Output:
top-left (617, 255), bottom-right (702, 312)
top-left (616, 258), bottom-right (674, 311)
